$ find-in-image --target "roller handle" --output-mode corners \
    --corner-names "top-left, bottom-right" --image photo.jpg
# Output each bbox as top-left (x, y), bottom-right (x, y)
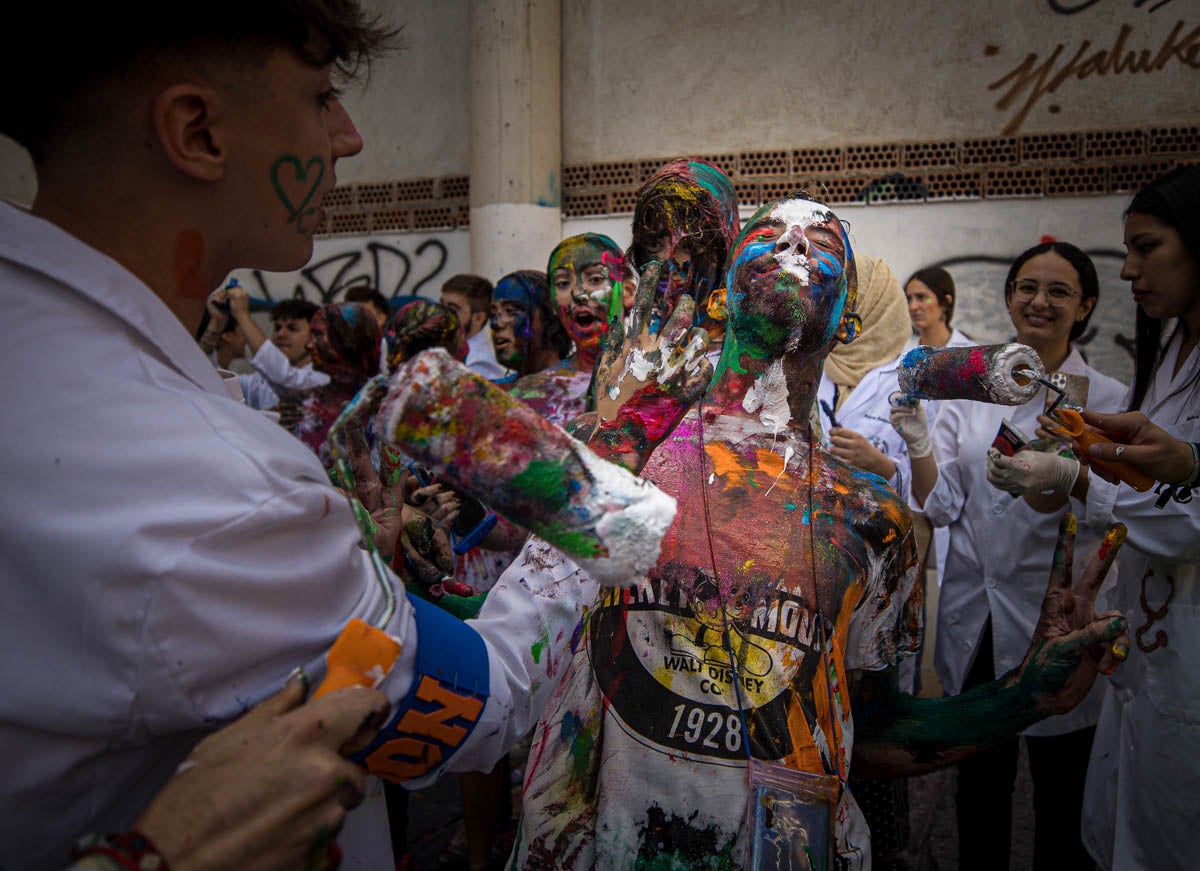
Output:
top-left (1050, 409), bottom-right (1156, 493)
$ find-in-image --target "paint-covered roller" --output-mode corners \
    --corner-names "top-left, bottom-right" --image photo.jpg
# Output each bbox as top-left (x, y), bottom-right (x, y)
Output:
top-left (898, 343), bottom-right (1046, 406)
top-left (378, 348), bottom-right (676, 587)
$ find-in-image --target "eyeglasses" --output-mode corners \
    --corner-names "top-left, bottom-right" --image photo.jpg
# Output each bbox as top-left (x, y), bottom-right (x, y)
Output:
top-left (1008, 280), bottom-right (1081, 307)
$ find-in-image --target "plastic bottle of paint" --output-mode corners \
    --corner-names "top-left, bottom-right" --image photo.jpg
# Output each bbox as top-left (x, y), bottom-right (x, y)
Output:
top-left (1050, 409), bottom-right (1155, 492)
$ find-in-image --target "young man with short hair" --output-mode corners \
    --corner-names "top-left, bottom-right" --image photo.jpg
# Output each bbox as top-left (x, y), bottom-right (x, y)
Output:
top-left (0, 6), bottom-right (599, 868)
top-left (205, 286), bottom-right (330, 409)
top-left (343, 283), bottom-right (391, 329)
top-left (441, 273), bottom-right (509, 380)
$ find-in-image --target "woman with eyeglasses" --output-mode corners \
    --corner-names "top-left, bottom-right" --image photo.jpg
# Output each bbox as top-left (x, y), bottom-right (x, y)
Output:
top-left (984, 167), bottom-right (1200, 870)
top-left (897, 241), bottom-right (1127, 871)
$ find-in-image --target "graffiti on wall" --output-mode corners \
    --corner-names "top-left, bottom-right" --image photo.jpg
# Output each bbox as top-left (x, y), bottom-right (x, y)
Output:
top-left (231, 235), bottom-right (462, 305)
top-left (986, 1), bottom-right (1196, 134)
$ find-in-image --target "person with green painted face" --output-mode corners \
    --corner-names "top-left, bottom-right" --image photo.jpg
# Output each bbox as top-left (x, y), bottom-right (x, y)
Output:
top-left (509, 234), bottom-right (636, 427)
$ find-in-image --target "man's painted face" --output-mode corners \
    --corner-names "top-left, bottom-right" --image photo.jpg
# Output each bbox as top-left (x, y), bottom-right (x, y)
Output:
top-left (725, 198), bottom-right (853, 358)
top-left (222, 46), bottom-right (364, 274)
top-left (549, 235), bottom-right (627, 360)
top-left (629, 159), bottom-right (740, 322)
top-left (491, 278), bottom-right (542, 369)
top-left (272, 316), bottom-right (313, 365)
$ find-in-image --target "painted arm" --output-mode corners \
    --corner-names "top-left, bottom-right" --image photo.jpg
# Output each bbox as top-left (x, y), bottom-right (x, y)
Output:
top-left (851, 516), bottom-right (1128, 777)
top-left (583, 262), bottom-right (712, 473)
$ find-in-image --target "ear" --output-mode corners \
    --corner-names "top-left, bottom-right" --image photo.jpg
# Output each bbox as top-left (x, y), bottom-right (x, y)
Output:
top-left (470, 311), bottom-right (488, 334)
top-left (835, 311), bottom-right (862, 344)
top-left (153, 83), bottom-right (227, 182)
top-left (1077, 295), bottom-right (1097, 321)
top-left (705, 286), bottom-right (728, 322)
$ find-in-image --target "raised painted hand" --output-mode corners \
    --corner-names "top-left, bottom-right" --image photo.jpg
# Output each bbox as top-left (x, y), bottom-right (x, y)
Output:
top-left (586, 262), bottom-right (711, 473)
top-left (1013, 514), bottom-right (1128, 716)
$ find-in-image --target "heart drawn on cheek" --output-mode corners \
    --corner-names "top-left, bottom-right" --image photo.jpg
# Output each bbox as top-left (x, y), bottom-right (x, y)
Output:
top-left (270, 155), bottom-right (326, 235)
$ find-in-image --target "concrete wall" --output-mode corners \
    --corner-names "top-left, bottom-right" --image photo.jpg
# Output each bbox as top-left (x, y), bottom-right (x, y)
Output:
top-left (0, 0), bottom-right (1183, 388)
top-left (566, 0), bottom-right (1196, 163)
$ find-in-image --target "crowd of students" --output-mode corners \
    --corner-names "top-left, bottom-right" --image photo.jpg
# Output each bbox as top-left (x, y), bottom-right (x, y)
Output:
top-left (2, 4), bottom-right (1198, 871)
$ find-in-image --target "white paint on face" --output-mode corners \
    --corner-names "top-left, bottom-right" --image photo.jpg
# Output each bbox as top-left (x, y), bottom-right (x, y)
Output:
top-left (767, 200), bottom-right (834, 282)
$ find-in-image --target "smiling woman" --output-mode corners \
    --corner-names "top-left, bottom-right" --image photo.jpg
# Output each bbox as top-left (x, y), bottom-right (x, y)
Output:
top-left (907, 238), bottom-right (1126, 871)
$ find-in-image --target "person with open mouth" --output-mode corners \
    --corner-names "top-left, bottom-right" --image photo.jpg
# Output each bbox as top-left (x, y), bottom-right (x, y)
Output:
top-left (510, 233), bottom-right (635, 428)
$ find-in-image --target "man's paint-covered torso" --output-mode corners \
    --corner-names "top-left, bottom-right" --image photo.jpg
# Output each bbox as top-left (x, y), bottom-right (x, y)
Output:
top-left (512, 407), bottom-right (921, 870)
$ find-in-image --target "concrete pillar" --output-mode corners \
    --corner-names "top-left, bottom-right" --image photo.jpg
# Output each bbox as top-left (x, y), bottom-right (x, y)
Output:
top-left (468, 0), bottom-right (562, 281)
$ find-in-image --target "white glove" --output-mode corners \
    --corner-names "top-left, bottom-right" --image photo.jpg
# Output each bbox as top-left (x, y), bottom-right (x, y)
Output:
top-left (888, 396), bottom-right (931, 459)
top-left (986, 449), bottom-right (1080, 496)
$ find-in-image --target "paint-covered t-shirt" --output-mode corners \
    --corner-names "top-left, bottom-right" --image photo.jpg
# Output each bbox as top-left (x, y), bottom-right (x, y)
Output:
top-left (510, 362), bottom-right (593, 430)
top-left (510, 408), bottom-right (922, 870)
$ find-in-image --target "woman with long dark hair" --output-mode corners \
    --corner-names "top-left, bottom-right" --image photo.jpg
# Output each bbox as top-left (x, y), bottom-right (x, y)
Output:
top-left (1069, 165), bottom-right (1200, 871)
top-left (898, 240), bottom-right (1127, 871)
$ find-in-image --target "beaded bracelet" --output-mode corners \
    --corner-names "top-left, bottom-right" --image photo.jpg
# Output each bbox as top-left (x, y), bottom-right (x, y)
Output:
top-left (1154, 442), bottom-right (1200, 507)
top-left (71, 830), bottom-right (169, 871)
top-left (1181, 441), bottom-right (1200, 488)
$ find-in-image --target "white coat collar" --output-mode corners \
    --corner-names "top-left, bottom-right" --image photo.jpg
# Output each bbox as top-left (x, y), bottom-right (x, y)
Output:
top-left (0, 199), bottom-right (226, 394)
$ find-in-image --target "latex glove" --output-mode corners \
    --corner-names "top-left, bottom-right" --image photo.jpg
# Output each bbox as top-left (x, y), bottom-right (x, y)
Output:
top-left (987, 448), bottom-right (1080, 496)
top-left (888, 394), bottom-right (931, 459)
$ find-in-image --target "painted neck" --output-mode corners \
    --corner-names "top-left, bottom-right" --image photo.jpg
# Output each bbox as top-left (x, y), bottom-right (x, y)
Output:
top-left (523, 346), bottom-right (564, 377)
top-left (705, 334), bottom-right (823, 435)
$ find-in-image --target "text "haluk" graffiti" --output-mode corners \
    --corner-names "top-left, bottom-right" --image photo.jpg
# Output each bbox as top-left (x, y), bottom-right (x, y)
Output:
top-left (987, 19), bottom-right (1199, 134)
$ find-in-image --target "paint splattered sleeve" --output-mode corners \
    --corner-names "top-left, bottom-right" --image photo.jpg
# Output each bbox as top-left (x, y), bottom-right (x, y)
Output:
top-left (399, 537), bottom-right (599, 786)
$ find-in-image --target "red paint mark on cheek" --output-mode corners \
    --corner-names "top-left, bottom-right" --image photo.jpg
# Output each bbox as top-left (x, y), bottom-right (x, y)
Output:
top-left (174, 230), bottom-right (208, 300)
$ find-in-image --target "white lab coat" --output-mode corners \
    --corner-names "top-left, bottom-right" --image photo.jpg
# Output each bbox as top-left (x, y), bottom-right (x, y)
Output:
top-left (818, 358), bottom-right (911, 501)
top-left (0, 201), bottom-right (596, 869)
top-left (922, 347), bottom-right (1126, 737)
top-left (1079, 323), bottom-right (1200, 871)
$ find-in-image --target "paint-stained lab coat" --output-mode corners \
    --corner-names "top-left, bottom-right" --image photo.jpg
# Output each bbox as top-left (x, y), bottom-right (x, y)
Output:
top-left (920, 347), bottom-right (1126, 737)
top-left (818, 358), bottom-right (911, 504)
top-left (0, 201), bottom-right (593, 870)
top-left (1079, 324), bottom-right (1200, 871)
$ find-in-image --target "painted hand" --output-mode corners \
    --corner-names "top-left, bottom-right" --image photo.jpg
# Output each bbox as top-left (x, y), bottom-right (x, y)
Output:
top-left (829, 427), bottom-right (895, 480)
top-left (134, 673), bottom-right (387, 871)
top-left (345, 423), bottom-right (405, 562)
top-left (408, 483), bottom-right (462, 529)
top-left (986, 448), bottom-right (1079, 496)
top-left (1013, 515), bottom-right (1128, 716)
top-left (888, 393), bottom-right (931, 458)
top-left (588, 261), bottom-right (712, 473)
top-left (396, 507), bottom-right (455, 588)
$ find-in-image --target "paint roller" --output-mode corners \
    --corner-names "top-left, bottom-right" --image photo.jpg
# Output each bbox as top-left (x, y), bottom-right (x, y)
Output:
top-left (892, 344), bottom-right (1154, 494)
top-left (378, 348), bottom-right (677, 586)
top-left (312, 350), bottom-right (679, 698)
top-left (897, 343), bottom-right (1047, 405)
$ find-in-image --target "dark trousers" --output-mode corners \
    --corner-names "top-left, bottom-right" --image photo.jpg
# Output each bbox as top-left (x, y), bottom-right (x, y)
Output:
top-left (956, 620), bottom-right (1095, 871)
